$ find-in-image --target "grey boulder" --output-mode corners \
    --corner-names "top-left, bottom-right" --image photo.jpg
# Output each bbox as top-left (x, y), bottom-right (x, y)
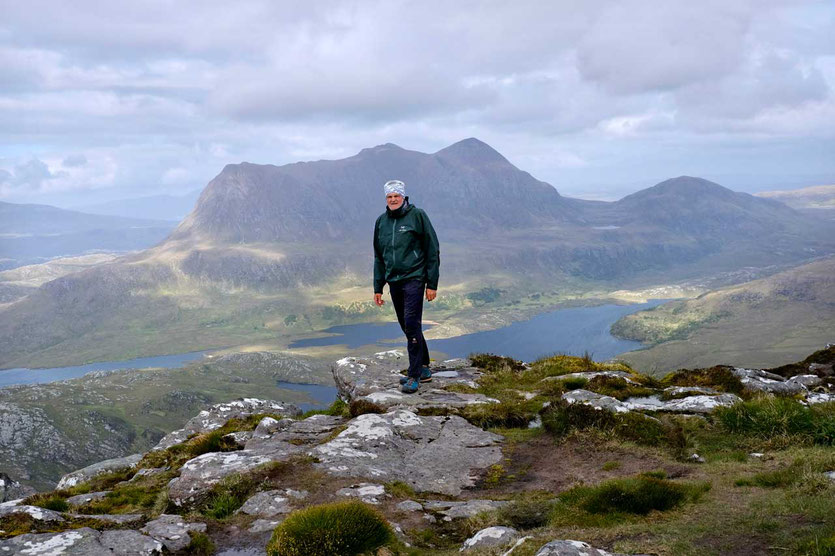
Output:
top-left (535, 539), bottom-right (633, 556)
top-left (332, 352), bottom-right (497, 410)
top-left (153, 398), bottom-right (300, 451)
top-left (311, 410), bottom-right (503, 496)
top-left (0, 528), bottom-right (163, 555)
top-left (140, 514), bottom-right (206, 553)
top-left (237, 490), bottom-right (294, 517)
top-left (461, 526), bottom-right (520, 551)
top-left (0, 473), bottom-right (35, 503)
top-left (56, 453), bottom-right (142, 490)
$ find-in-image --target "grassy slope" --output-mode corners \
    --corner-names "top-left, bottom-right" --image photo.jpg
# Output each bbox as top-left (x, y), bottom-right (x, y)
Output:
top-left (615, 257), bottom-right (835, 375)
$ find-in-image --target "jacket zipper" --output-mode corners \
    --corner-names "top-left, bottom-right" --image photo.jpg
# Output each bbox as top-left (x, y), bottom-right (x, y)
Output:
top-left (391, 219), bottom-right (396, 269)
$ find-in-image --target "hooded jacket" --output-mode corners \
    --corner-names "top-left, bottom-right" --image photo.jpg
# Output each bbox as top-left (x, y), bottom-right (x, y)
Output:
top-left (373, 198), bottom-right (440, 293)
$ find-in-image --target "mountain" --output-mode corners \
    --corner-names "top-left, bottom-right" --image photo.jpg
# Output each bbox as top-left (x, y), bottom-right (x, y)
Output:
top-left (0, 140), bottom-right (833, 368)
top-left (171, 138), bottom-right (573, 244)
top-left (613, 256), bottom-right (835, 374)
top-left (0, 202), bottom-right (176, 271)
top-left (614, 176), bottom-right (806, 236)
top-left (74, 189), bottom-right (202, 221)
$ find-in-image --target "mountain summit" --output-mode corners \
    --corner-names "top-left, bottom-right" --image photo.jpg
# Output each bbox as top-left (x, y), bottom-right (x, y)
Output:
top-left (171, 138), bottom-right (570, 244)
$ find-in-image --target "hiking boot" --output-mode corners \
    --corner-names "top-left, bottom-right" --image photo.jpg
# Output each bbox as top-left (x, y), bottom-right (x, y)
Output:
top-left (400, 367), bottom-right (432, 384)
top-left (401, 377), bottom-right (420, 394)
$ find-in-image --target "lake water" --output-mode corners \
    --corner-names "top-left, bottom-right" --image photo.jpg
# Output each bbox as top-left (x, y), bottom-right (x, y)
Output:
top-left (1, 300), bottom-right (663, 397)
top-left (290, 300), bottom-right (666, 362)
top-left (0, 350), bottom-right (210, 388)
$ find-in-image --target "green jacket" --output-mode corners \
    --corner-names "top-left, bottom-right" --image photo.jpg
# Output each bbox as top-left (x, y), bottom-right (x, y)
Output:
top-left (373, 199), bottom-right (440, 293)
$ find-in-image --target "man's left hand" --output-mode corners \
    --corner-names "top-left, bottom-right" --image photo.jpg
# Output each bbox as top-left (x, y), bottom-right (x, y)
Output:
top-left (425, 288), bottom-right (437, 302)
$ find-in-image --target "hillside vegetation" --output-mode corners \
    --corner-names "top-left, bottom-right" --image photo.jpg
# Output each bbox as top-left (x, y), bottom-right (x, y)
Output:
top-left (614, 257), bottom-right (835, 374)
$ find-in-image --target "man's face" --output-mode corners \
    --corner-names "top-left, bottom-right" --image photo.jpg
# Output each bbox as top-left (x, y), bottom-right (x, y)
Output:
top-left (386, 193), bottom-right (404, 210)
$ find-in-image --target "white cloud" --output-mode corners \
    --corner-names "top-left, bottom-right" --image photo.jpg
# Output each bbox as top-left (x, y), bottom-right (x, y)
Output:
top-left (0, 0), bottom-right (832, 204)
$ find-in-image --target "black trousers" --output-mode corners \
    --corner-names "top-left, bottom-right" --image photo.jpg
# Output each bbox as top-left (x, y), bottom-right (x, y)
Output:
top-left (389, 279), bottom-right (430, 378)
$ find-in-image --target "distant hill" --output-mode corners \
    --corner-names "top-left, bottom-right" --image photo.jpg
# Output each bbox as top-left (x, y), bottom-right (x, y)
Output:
top-left (614, 256), bottom-right (835, 374)
top-left (0, 202), bottom-right (176, 270)
top-left (755, 184), bottom-right (835, 210)
top-left (74, 189), bottom-right (202, 221)
top-left (1, 139), bottom-right (834, 368)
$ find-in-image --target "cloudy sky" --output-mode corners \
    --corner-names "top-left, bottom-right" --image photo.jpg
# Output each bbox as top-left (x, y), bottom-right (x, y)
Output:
top-left (1, 0), bottom-right (834, 207)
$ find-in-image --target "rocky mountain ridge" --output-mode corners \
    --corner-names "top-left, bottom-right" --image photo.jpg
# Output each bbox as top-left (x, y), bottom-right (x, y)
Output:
top-left (2, 346), bottom-right (834, 554)
top-left (3, 139), bottom-right (834, 369)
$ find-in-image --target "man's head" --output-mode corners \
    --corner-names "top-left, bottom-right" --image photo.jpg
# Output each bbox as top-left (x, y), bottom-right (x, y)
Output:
top-left (384, 180), bottom-right (406, 210)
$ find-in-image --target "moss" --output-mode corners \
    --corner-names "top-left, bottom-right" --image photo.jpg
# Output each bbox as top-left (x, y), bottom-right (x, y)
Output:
top-left (530, 354), bottom-right (631, 378)
top-left (384, 481), bottom-right (416, 499)
top-left (557, 475), bottom-right (710, 517)
top-left (460, 397), bottom-right (540, 429)
top-left (186, 531), bottom-right (216, 555)
top-left (0, 512), bottom-right (126, 539)
top-left (266, 501), bottom-right (394, 556)
top-left (302, 399), bottom-right (348, 419)
top-left (584, 375), bottom-right (656, 401)
top-left (541, 400), bottom-right (685, 453)
top-left (602, 460), bottom-right (622, 471)
top-left (561, 377), bottom-right (589, 390)
top-left (469, 353), bottom-right (526, 373)
top-left (661, 365), bottom-right (744, 394)
top-left (541, 399), bottom-right (617, 437)
top-left (483, 464), bottom-right (507, 488)
top-left (496, 493), bottom-right (555, 530)
top-left (348, 399), bottom-right (385, 417)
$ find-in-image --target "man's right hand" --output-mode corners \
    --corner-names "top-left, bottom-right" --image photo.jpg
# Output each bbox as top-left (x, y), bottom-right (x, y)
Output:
top-left (374, 293), bottom-right (385, 307)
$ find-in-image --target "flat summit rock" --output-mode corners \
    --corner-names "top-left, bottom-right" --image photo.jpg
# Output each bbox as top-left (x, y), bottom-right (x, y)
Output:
top-left (311, 410), bottom-right (503, 495)
top-left (333, 351), bottom-right (498, 410)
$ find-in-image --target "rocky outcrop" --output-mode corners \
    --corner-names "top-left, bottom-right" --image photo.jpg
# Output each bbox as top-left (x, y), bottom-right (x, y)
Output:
top-left (0, 528), bottom-right (164, 555)
top-left (153, 398), bottom-right (300, 451)
top-left (461, 526), bottom-right (520, 551)
top-left (535, 540), bottom-right (638, 556)
top-left (333, 352), bottom-right (499, 410)
top-left (0, 473), bottom-right (35, 502)
top-left (55, 453), bottom-right (143, 490)
top-left (311, 411), bottom-right (503, 496)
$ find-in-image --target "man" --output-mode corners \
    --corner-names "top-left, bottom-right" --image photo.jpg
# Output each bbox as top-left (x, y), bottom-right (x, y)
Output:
top-left (373, 179), bottom-right (440, 394)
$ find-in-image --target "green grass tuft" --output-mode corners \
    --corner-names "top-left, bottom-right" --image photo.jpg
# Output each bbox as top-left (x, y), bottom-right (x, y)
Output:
top-left (584, 375), bottom-right (656, 401)
top-left (496, 494), bottom-right (555, 530)
top-left (557, 475), bottom-right (709, 518)
top-left (661, 366), bottom-right (744, 394)
top-left (469, 353), bottom-right (526, 373)
top-left (348, 399), bottom-right (385, 417)
top-left (266, 500), bottom-right (394, 556)
top-left (716, 398), bottom-right (835, 445)
top-left (200, 473), bottom-right (257, 519)
top-left (186, 531), bottom-right (216, 555)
